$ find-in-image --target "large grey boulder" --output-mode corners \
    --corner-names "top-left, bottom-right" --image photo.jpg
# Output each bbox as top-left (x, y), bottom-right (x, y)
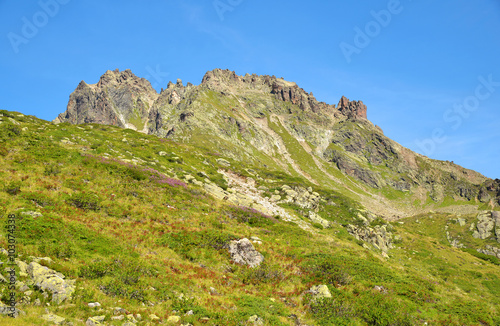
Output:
top-left (28, 262), bottom-right (76, 304)
top-left (228, 238), bottom-right (264, 268)
top-left (472, 211), bottom-right (500, 241)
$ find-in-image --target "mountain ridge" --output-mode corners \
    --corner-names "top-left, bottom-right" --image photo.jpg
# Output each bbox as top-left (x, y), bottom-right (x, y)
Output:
top-left (54, 68), bottom-right (499, 220)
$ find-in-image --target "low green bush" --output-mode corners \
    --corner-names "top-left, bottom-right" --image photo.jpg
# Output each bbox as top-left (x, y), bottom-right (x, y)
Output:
top-left (462, 248), bottom-right (500, 265)
top-left (224, 205), bottom-right (276, 227)
top-left (4, 180), bottom-right (22, 195)
top-left (157, 229), bottom-right (237, 259)
top-left (44, 163), bottom-right (62, 176)
top-left (239, 263), bottom-right (285, 285)
top-left (67, 192), bottom-right (101, 211)
top-left (21, 192), bottom-right (53, 207)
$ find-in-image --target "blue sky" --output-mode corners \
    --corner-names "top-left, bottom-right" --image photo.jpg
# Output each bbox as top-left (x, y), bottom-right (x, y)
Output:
top-left (1, 0), bottom-right (499, 178)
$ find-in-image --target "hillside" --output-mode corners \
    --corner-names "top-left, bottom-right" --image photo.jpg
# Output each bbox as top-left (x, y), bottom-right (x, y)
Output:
top-left (0, 70), bottom-right (499, 325)
top-left (55, 69), bottom-right (499, 220)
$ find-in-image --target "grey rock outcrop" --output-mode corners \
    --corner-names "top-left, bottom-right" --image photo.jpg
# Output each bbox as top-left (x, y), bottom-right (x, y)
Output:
top-left (228, 238), bottom-right (264, 268)
top-left (472, 211), bottom-right (500, 241)
top-left (477, 245), bottom-right (500, 259)
top-left (280, 185), bottom-right (321, 209)
top-left (55, 69), bottom-right (158, 132)
top-left (28, 262), bottom-right (76, 304)
top-left (308, 211), bottom-right (331, 228)
top-left (347, 224), bottom-right (393, 254)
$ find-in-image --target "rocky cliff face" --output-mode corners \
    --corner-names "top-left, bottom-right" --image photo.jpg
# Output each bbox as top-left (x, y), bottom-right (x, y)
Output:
top-left (54, 69), bottom-right (158, 132)
top-left (54, 68), bottom-right (496, 218)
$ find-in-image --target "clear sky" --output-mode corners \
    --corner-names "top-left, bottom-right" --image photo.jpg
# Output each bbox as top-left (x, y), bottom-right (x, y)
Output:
top-left (1, 0), bottom-right (499, 179)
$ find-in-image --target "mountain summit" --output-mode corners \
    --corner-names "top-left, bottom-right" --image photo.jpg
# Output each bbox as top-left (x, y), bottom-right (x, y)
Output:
top-left (55, 69), bottom-right (498, 219)
top-left (55, 68), bottom-right (367, 130)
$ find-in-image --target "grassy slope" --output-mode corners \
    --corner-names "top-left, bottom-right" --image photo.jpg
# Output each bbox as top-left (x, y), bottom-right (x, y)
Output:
top-left (0, 110), bottom-right (499, 325)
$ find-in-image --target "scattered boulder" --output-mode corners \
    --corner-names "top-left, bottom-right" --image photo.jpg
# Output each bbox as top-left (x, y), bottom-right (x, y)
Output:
top-left (126, 314), bottom-right (138, 323)
top-left (41, 313), bottom-right (68, 325)
top-left (308, 285), bottom-right (332, 300)
top-left (113, 307), bottom-right (127, 315)
top-left (122, 323), bottom-right (136, 326)
top-left (88, 302), bottom-right (101, 308)
top-left (248, 315), bottom-right (264, 326)
top-left (20, 211), bottom-right (43, 218)
top-left (86, 315), bottom-right (105, 326)
top-left (167, 315), bottom-right (181, 323)
top-left (228, 238), bottom-right (264, 268)
top-left (0, 301), bottom-right (23, 318)
top-left (446, 231), bottom-right (465, 249)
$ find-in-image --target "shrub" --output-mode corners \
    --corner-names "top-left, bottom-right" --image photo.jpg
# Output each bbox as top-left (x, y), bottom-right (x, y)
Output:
top-left (157, 230), bottom-right (237, 259)
top-left (0, 123), bottom-right (21, 141)
top-left (123, 166), bottom-right (148, 181)
top-left (171, 294), bottom-right (197, 313)
top-left (224, 205), bottom-right (276, 227)
top-left (21, 192), bottom-right (53, 207)
top-left (39, 240), bottom-right (74, 259)
top-left (240, 264), bottom-right (285, 285)
top-left (79, 260), bottom-right (114, 279)
top-left (462, 248), bottom-right (500, 265)
top-left (44, 163), bottom-right (61, 176)
top-left (4, 180), bottom-right (22, 195)
top-left (99, 279), bottom-right (147, 302)
top-left (0, 144), bottom-right (8, 157)
top-left (67, 193), bottom-right (101, 211)
top-left (303, 255), bottom-right (352, 287)
top-left (356, 293), bottom-right (414, 326)
top-left (309, 297), bottom-right (355, 326)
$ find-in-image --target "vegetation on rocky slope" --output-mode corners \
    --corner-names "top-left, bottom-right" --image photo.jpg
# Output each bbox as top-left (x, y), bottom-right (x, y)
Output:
top-left (55, 69), bottom-right (497, 221)
top-left (0, 110), bottom-right (500, 325)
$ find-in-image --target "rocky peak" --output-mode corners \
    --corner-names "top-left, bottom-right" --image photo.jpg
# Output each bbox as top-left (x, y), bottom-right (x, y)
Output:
top-left (337, 96), bottom-right (367, 120)
top-left (200, 69), bottom-right (366, 117)
top-left (96, 69), bottom-right (156, 94)
top-left (55, 69), bottom-right (158, 131)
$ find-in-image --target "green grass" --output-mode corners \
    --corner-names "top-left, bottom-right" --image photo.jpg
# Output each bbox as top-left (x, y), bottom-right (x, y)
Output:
top-left (0, 111), bottom-right (499, 325)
